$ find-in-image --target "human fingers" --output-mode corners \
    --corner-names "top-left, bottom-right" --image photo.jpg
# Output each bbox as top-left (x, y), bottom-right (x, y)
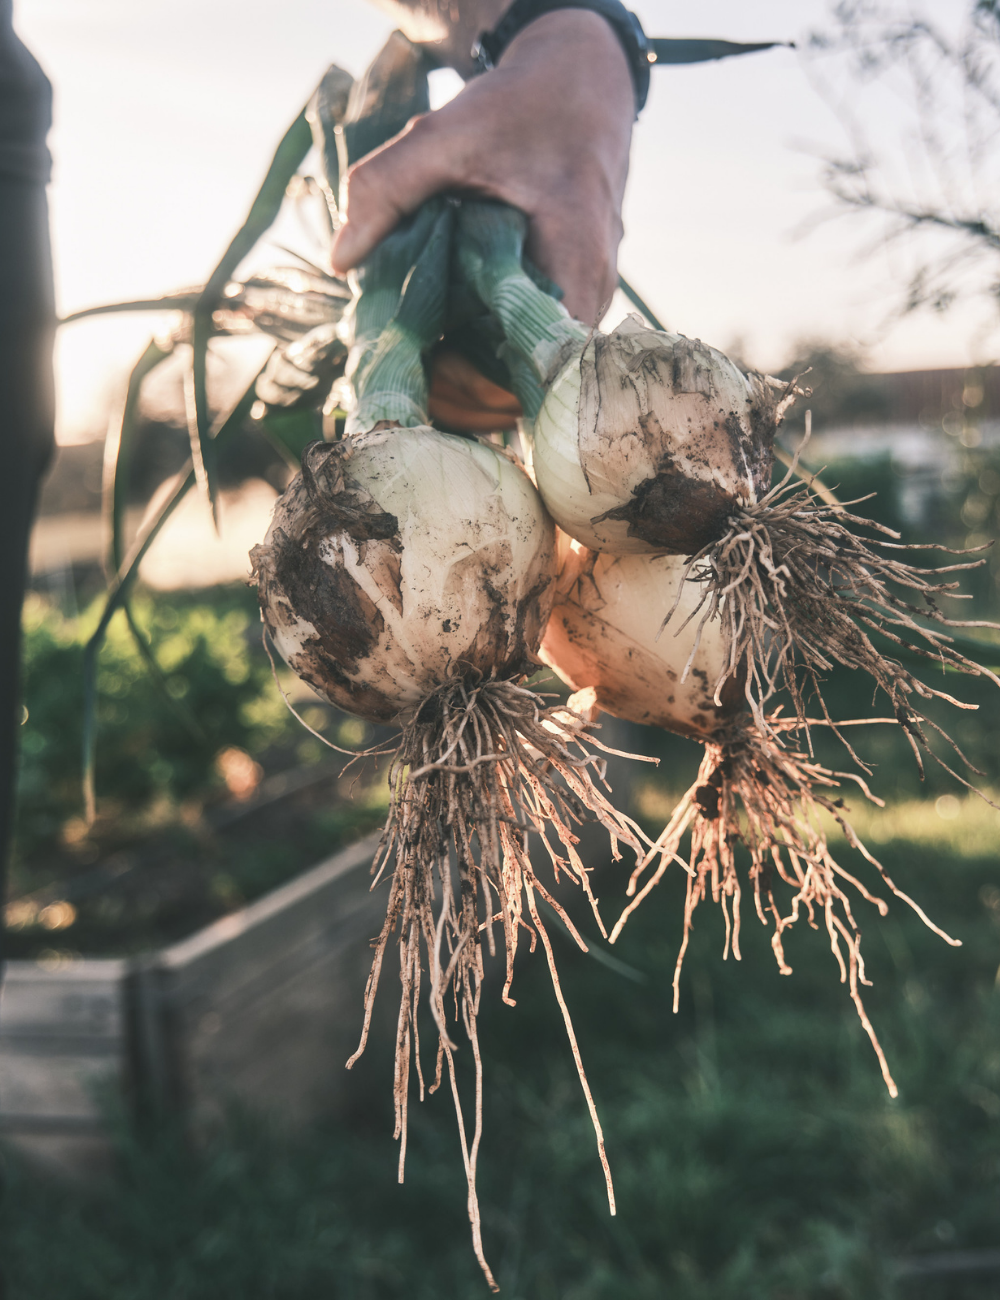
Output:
top-left (333, 10), bottom-right (633, 300)
top-left (331, 114), bottom-right (463, 273)
top-left (486, 12), bottom-right (632, 322)
top-left (526, 186), bottom-right (623, 325)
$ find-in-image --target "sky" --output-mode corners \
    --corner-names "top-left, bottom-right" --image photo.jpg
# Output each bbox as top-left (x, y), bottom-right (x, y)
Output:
top-left (13, 0), bottom-right (994, 443)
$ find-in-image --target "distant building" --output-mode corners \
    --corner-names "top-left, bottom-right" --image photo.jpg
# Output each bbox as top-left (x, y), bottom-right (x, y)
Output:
top-left (877, 367), bottom-right (1000, 427)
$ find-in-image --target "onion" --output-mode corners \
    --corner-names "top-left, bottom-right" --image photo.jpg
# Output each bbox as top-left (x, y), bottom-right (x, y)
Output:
top-left (252, 427), bottom-right (555, 724)
top-left (279, 203), bottom-right (655, 1288)
top-left (541, 532), bottom-right (741, 737)
top-left (252, 427), bottom-right (648, 1288)
top-left (540, 537), bottom-right (968, 1097)
top-left (531, 317), bottom-right (784, 555)
top-left (456, 199), bottom-right (999, 766)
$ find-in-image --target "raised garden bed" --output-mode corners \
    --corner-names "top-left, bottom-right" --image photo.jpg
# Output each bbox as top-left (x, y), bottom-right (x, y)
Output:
top-left (1, 711), bottom-right (642, 1177)
top-left (1, 831), bottom-right (384, 1175)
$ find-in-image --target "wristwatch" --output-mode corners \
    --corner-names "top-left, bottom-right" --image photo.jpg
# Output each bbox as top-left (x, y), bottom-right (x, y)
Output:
top-left (471, 0), bottom-right (652, 115)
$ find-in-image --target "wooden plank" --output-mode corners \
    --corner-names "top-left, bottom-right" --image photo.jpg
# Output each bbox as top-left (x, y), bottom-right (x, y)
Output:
top-left (0, 961), bottom-right (126, 1159)
top-left (130, 833), bottom-right (387, 1127)
top-left (149, 833), bottom-right (383, 1022)
top-left (0, 1048), bottom-right (120, 1120)
top-left (160, 832), bottom-right (381, 971)
top-left (169, 937), bottom-right (387, 1129)
top-left (0, 1114), bottom-right (107, 1134)
top-left (127, 737), bottom-right (641, 1132)
top-left (0, 763), bottom-right (638, 1154)
top-left (0, 961), bottom-right (127, 1042)
top-left (1, 1132), bottom-right (117, 1180)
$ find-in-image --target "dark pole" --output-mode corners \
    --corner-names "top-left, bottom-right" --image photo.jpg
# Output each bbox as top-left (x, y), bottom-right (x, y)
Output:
top-left (0, 1), bottom-right (55, 975)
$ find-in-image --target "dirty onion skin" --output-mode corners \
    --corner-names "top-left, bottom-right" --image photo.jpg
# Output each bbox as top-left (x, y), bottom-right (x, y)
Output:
top-left (541, 534), bottom-right (965, 1096)
top-left (251, 429), bottom-right (647, 1289)
top-left (532, 317), bottom-right (786, 557)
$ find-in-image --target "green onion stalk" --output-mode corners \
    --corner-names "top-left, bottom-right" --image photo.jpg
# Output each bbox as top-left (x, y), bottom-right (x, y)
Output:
top-left (343, 198), bottom-right (449, 432)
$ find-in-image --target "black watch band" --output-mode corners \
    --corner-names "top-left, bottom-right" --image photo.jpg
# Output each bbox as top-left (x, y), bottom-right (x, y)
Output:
top-left (471, 0), bottom-right (652, 115)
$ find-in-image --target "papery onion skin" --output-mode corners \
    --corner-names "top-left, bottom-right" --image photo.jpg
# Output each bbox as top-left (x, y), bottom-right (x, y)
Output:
top-left (251, 427), bottom-right (556, 724)
top-left (531, 316), bottom-right (780, 556)
top-left (540, 533), bottom-right (743, 740)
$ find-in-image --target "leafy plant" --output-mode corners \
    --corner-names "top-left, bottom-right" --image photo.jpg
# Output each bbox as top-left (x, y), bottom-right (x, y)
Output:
top-left (15, 587), bottom-right (294, 877)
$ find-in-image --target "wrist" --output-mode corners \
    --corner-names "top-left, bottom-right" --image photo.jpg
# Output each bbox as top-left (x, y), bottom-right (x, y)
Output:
top-left (472, 0), bottom-right (649, 113)
top-left (499, 9), bottom-right (634, 118)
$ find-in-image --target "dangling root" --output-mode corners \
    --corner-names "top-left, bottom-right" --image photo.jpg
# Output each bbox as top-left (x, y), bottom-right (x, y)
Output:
top-left (665, 448), bottom-right (1000, 782)
top-left (609, 715), bottom-right (961, 1097)
top-left (345, 673), bottom-right (650, 1290)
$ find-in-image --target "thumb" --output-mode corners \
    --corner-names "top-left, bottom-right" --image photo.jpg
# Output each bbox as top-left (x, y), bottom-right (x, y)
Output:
top-left (331, 117), bottom-right (456, 274)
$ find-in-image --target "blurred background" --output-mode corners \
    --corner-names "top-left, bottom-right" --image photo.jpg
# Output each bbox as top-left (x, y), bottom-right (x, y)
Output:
top-left (2, 1), bottom-right (1000, 1297)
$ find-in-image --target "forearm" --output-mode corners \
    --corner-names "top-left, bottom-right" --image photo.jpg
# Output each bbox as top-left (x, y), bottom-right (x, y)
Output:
top-left (367, 0), bottom-right (507, 75)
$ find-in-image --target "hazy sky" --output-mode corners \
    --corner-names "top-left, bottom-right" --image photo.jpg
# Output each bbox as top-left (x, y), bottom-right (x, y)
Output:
top-left (14, 0), bottom-right (991, 442)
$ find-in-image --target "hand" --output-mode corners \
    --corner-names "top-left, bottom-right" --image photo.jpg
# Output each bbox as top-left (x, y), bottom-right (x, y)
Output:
top-left (332, 10), bottom-right (634, 329)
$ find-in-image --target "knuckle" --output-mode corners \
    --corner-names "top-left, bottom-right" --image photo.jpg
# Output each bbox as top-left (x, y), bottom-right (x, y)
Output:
top-left (343, 157), bottom-right (376, 198)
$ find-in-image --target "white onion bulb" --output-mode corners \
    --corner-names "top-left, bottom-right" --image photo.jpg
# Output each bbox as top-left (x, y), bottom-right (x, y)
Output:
top-left (531, 315), bottom-right (779, 555)
top-left (540, 532), bottom-right (742, 740)
top-left (251, 427), bottom-right (556, 723)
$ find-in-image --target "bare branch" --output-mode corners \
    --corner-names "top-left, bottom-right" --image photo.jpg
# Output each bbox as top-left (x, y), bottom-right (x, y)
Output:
top-left (808, 0), bottom-right (1000, 327)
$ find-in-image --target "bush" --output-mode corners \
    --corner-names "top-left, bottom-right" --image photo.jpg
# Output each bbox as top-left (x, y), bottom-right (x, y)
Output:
top-left (14, 586), bottom-right (295, 875)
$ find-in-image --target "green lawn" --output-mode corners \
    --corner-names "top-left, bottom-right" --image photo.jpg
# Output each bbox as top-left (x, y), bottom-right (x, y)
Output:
top-left (3, 809), bottom-right (999, 1299)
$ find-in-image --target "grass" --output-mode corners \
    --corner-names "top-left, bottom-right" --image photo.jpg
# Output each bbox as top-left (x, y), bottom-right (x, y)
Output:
top-left (634, 783), bottom-right (1000, 860)
top-left (2, 815), bottom-right (999, 1299)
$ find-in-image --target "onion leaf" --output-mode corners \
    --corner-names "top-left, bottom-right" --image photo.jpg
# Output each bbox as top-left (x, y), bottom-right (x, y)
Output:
top-left (648, 38), bottom-right (791, 64)
top-left (257, 408), bottom-right (324, 467)
top-left (103, 337), bottom-right (174, 576)
top-left (59, 291), bottom-right (202, 325)
top-left (339, 33), bottom-right (430, 168)
top-left (190, 107), bottom-right (313, 524)
top-left (616, 274), bottom-right (666, 331)
top-left (98, 337), bottom-right (210, 744)
top-left (82, 363), bottom-right (269, 822)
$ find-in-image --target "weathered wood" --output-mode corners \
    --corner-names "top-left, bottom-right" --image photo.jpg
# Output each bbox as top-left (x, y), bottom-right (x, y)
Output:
top-left (0, 961), bottom-right (125, 1041)
top-left (128, 832), bottom-right (386, 1131)
top-left (0, 835), bottom-right (390, 1173)
top-left (0, 961), bottom-right (128, 1173)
